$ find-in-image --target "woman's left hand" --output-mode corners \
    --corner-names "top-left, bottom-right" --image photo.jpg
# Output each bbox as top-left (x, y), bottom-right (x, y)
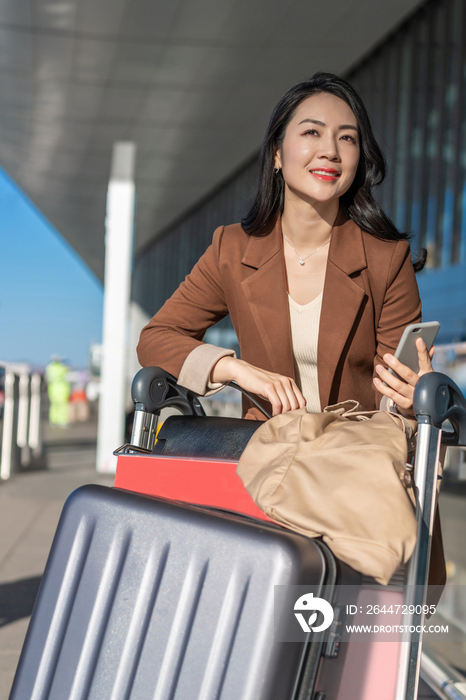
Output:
top-left (373, 337), bottom-right (435, 415)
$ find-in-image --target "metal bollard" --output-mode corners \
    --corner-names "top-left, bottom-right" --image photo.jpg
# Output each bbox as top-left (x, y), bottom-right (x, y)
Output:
top-left (17, 372), bottom-right (31, 467)
top-left (28, 373), bottom-right (42, 457)
top-left (1, 372), bottom-right (20, 479)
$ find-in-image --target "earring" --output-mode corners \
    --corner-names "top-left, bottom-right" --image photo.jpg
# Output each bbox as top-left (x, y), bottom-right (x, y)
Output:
top-left (273, 166), bottom-right (280, 175)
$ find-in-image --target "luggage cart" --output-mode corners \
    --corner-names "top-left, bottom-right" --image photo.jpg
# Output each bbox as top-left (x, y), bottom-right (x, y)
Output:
top-left (9, 369), bottom-right (466, 700)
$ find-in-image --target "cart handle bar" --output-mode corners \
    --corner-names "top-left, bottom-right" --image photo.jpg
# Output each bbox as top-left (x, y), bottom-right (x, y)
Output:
top-left (131, 367), bottom-right (272, 419)
top-left (413, 372), bottom-right (466, 446)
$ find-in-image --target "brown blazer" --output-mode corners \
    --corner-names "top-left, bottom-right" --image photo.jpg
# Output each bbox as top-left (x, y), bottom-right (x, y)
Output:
top-left (138, 212), bottom-right (422, 419)
top-left (137, 212), bottom-right (445, 591)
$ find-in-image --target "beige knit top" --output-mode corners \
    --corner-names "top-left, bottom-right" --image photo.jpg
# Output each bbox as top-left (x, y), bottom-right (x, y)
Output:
top-left (288, 292), bottom-right (322, 413)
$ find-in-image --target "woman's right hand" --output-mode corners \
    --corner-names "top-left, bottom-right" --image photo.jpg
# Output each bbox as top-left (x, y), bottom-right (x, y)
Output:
top-left (211, 356), bottom-right (306, 416)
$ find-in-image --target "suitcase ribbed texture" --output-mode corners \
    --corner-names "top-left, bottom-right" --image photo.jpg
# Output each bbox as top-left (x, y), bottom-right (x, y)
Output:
top-left (10, 485), bottom-right (326, 700)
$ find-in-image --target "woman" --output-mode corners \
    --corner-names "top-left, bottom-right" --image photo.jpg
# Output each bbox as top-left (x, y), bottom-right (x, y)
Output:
top-left (138, 72), bottom-right (445, 592)
top-left (137, 72), bottom-right (433, 420)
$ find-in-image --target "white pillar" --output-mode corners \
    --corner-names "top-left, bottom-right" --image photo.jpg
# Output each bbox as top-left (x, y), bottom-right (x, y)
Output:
top-left (96, 142), bottom-right (136, 473)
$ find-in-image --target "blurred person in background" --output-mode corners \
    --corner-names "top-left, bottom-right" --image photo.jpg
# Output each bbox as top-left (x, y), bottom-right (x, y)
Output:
top-left (45, 356), bottom-right (71, 427)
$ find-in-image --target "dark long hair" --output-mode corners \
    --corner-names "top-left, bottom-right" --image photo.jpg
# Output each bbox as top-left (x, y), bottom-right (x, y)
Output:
top-left (242, 72), bottom-right (426, 271)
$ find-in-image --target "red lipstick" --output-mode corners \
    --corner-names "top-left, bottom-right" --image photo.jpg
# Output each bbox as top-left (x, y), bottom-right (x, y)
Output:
top-left (309, 168), bottom-right (341, 182)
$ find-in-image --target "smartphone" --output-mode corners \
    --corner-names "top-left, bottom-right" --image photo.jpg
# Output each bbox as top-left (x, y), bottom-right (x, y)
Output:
top-left (388, 321), bottom-right (440, 378)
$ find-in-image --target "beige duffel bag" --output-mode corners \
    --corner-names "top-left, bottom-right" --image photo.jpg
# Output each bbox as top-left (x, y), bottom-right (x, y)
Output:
top-left (237, 401), bottom-right (417, 585)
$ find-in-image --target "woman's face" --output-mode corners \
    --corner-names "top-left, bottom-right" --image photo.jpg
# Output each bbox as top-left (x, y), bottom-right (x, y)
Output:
top-left (274, 92), bottom-right (360, 207)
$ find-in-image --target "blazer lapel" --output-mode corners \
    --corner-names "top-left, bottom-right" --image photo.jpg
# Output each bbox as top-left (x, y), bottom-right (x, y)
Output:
top-left (318, 215), bottom-right (368, 408)
top-left (240, 219), bottom-right (295, 379)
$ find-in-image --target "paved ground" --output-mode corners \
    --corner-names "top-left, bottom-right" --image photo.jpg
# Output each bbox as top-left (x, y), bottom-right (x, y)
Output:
top-left (0, 418), bottom-right (113, 698)
top-left (1, 415), bottom-right (463, 698)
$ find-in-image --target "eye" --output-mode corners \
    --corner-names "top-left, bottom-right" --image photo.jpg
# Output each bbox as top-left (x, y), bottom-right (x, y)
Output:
top-left (341, 134), bottom-right (358, 145)
top-left (303, 128), bottom-right (319, 136)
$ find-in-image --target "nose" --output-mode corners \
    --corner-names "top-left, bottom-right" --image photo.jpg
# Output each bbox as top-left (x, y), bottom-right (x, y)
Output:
top-left (317, 133), bottom-right (340, 161)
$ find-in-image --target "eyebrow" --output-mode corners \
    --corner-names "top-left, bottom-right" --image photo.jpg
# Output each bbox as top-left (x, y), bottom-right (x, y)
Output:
top-left (298, 118), bottom-right (358, 132)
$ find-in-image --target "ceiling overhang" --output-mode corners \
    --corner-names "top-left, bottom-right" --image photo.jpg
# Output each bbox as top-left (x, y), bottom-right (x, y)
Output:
top-left (0, 0), bottom-right (425, 279)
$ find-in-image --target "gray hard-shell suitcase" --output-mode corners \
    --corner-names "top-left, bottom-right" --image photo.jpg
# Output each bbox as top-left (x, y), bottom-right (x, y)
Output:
top-left (9, 484), bottom-right (355, 700)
